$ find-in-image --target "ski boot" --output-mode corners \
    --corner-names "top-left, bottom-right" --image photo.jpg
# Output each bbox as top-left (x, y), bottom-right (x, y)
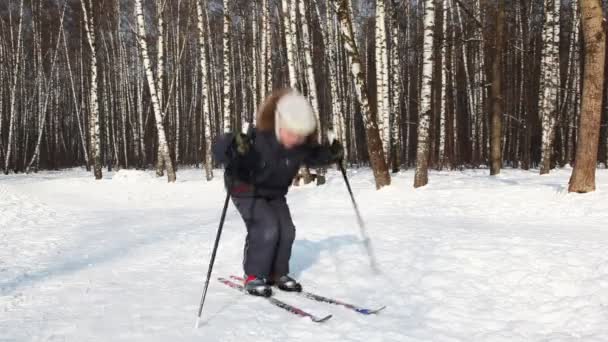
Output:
top-left (244, 275), bottom-right (272, 297)
top-left (273, 275), bottom-right (302, 292)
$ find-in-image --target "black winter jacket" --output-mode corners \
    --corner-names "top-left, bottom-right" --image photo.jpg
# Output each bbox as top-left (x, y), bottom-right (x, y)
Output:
top-left (212, 129), bottom-right (336, 198)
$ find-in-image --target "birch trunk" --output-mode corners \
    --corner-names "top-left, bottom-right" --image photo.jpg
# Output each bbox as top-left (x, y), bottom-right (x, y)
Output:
top-left (135, 0), bottom-right (176, 182)
top-left (222, 0), bottom-right (232, 133)
top-left (375, 0), bottom-right (390, 162)
top-left (3, 0), bottom-right (23, 174)
top-left (414, 0), bottom-right (435, 187)
top-left (325, 2), bottom-right (347, 160)
top-left (283, 0), bottom-right (298, 88)
top-left (390, 0), bottom-right (401, 170)
top-left (336, 0), bottom-right (391, 189)
top-left (539, 0), bottom-right (560, 174)
top-left (154, 0), bottom-right (167, 176)
top-left (252, 3), bottom-right (259, 115)
top-left (81, 0), bottom-right (102, 179)
top-left (196, 0), bottom-right (213, 180)
top-left (263, 0), bottom-right (272, 94)
top-left (439, 0), bottom-right (448, 169)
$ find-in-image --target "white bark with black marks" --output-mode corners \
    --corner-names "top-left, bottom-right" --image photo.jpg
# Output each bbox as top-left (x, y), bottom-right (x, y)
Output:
top-left (196, 0), bottom-right (214, 181)
top-left (539, 0), bottom-right (560, 175)
top-left (81, 0), bottom-right (102, 179)
top-left (375, 0), bottom-right (389, 162)
top-left (135, 0), bottom-right (176, 182)
top-left (223, 0), bottom-right (232, 133)
top-left (414, 0), bottom-right (435, 188)
top-left (336, 0), bottom-right (391, 189)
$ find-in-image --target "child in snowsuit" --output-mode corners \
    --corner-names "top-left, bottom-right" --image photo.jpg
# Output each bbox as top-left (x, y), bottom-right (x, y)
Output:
top-left (213, 89), bottom-right (344, 296)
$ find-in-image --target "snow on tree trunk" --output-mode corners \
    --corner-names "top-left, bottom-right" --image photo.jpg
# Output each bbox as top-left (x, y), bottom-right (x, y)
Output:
top-left (414, 0), bottom-right (435, 188)
top-left (81, 0), bottom-right (102, 180)
top-left (568, 0), bottom-right (605, 193)
top-left (375, 0), bottom-right (389, 162)
top-left (196, 0), bottom-right (214, 181)
top-left (539, 0), bottom-right (560, 175)
top-left (336, 0), bottom-right (391, 189)
top-left (135, 0), bottom-right (176, 183)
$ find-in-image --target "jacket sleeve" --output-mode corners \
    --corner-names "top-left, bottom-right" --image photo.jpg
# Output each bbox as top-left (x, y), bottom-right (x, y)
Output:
top-left (303, 143), bottom-right (336, 167)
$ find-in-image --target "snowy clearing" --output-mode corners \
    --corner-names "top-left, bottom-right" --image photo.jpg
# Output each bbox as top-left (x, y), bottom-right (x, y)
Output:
top-left (1, 167), bottom-right (608, 341)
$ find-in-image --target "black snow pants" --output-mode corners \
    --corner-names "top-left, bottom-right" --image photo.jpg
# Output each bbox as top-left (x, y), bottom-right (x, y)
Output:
top-left (231, 196), bottom-right (296, 279)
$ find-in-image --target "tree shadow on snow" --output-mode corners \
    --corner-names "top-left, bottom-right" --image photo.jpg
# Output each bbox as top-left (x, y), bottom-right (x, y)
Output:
top-left (0, 208), bottom-right (233, 296)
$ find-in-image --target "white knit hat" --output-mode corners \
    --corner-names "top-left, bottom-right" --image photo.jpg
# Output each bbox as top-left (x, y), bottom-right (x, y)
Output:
top-left (275, 91), bottom-right (316, 137)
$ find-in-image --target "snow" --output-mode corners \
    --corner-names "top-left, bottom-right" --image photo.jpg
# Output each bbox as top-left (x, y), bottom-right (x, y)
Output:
top-left (2, 167), bottom-right (608, 341)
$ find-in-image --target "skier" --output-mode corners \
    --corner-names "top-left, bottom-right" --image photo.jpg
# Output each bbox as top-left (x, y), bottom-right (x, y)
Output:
top-left (213, 89), bottom-right (344, 297)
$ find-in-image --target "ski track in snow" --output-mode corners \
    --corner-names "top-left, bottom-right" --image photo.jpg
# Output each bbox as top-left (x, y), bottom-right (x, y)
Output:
top-left (1, 167), bottom-right (608, 341)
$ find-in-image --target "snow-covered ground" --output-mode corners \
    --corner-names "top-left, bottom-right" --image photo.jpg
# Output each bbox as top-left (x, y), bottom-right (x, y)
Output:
top-left (1, 167), bottom-right (608, 341)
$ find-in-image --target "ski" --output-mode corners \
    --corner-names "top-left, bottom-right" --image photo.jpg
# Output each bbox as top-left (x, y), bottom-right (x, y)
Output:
top-left (230, 275), bottom-right (386, 315)
top-left (217, 277), bottom-right (332, 323)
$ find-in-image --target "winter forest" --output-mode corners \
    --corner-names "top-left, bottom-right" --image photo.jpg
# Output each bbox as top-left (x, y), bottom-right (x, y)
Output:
top-left (0, 0), bottom-right (607, 191)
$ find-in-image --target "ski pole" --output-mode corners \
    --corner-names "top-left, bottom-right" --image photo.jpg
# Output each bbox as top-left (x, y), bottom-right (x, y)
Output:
top-left (327, 130), bottom-right (379, 273)
top-left (195, 188), bottom-right (231, 328)
top-left (195, 122), bottom-right (253, 328)
top-left (337, 161), bottom-right (380, 274)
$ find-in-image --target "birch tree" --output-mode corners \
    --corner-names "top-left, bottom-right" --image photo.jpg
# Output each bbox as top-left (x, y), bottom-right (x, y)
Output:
top-left (325, 1), bottom-right (347, 160)
top-left (2, 0), bottom-right (24, 174)
top-left (81, 0), bottom-right (102, 179)
top-left (155, 0), bottom-right (168, 177)
top-left (135, 0), bottom-right (176, 182)
top-left (539, 0), bottom-right (560, 174)
top-left (336, 0), bottom-right (391, 189)
top-left (389, 0), bottom-right (401, 170)
top-left (298, 0), bottom-right (320, 127)
top-left (414, 0), bottom-right (435, 187)
top-left (438, 0), bottom-right (447, 169)
top-left (262, 0), bottom-right (272, 95)
top-left (375, 0), bottom-right (389, 161)
top-left (223, 0), bottom-right (232, 132)
top-left (282, 0), bottom-right (298, 88)
top-left (197, 0), bottom-right (214, 181)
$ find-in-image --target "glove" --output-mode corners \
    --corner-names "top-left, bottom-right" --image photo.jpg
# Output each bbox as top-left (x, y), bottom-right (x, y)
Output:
top-left (226, 132), bottom-right (257, 183)
top-left (228, 133), bottom-right (252, 159)
top-left (329, 140), bottom-right (344, 162)
top-left (234, 133), bottom-right (251, 156)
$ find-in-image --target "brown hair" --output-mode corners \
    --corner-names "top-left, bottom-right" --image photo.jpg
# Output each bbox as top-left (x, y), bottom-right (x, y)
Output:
top-left (255, 88), bottom-right (319, 143)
